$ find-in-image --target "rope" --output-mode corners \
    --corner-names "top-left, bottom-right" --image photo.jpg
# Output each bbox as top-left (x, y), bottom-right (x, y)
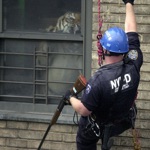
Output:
top-left (131, 97), bottom-right (141, 150)
top-left (97, 0), bottom-right (103, 66)
top-left (132, 128), bottom-right (141, 150)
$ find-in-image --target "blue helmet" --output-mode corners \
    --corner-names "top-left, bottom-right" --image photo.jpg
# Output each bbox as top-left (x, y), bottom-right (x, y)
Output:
top-left (100, 27), bottom-right (129, 53)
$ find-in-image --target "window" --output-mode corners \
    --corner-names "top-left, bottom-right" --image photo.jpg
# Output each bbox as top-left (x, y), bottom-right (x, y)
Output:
top-left (3, 0), bottom-right (81, 34)
top-left (0, 0), bottom-right (92, 123)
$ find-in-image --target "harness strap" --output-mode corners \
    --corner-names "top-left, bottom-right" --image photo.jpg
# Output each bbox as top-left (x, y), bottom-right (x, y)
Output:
top-left (101, 124), bottom-right (114, 150)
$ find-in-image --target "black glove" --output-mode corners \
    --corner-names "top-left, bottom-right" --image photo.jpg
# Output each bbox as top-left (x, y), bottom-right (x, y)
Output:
top-left (122, 0), bottom-right (134, 5)
top-left (63, 90), bottom-right (72, 105)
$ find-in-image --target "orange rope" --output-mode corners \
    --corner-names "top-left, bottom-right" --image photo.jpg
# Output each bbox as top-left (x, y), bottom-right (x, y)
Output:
top-left (132, 128), bottom-right (141, 150)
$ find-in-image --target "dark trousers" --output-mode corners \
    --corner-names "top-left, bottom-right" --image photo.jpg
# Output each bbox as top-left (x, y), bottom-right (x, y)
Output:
top-left (76, 114), bottom-right (134, 150)
top-left (76, 116), bottom-right (99, 150)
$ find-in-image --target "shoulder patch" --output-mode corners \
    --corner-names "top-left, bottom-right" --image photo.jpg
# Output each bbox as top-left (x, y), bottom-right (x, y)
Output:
top-left (127, 50), bottom-right (138, 60)
top-left (85, 84), bottom-right (91, 94)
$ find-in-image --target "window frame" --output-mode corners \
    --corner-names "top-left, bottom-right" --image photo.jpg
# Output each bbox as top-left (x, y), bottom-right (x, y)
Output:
top-left (0, 0), bottom-right (2, 32)
top-left (0, 0), bottom-right (92, 124)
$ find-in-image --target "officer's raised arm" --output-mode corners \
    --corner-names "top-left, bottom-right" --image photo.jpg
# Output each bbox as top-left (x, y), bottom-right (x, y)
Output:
top-left (123, 0), bottom-right (137, 33)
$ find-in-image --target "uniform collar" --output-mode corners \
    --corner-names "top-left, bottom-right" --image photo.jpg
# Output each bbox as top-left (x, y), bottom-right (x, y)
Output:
top-left (100, 61), bottom-right (124, 69)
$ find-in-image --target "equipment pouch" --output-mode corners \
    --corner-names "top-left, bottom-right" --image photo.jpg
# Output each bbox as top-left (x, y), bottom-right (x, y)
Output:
top-left (129, 104), bottom-right (137, 128)
top-left (83, 115), bottom-right (101, 138)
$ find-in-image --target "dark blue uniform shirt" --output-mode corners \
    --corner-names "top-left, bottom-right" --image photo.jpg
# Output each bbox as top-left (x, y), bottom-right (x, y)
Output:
top-left (81, 32), bottom-right (143, 123)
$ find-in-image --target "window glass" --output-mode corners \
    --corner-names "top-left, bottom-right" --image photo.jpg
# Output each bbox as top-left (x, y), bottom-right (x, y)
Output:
top-left (3, 0), bottom-right (81, 34)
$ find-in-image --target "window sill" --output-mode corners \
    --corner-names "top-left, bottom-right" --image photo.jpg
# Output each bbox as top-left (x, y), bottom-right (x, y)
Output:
top-left (0, 31), bottom-right (83, 41)
top-left (0, 102), bottom-right (77, 124)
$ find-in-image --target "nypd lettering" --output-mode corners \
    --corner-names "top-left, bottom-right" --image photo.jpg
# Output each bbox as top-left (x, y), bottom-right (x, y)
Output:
top-left (110, 73), bottom-right (132, 93)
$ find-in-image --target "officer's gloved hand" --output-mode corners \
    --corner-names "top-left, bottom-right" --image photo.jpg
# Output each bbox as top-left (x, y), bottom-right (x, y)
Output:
top-left (122, 0), bottom-right (134, 5)
top-left (63, 90), bottom-right (72, 105)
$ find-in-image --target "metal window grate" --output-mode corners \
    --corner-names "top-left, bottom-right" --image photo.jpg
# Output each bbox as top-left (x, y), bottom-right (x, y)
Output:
top-left (0, 39), bottom-right (83, 105)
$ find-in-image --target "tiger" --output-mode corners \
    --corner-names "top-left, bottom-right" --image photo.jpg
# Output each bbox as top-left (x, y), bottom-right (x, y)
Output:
top-left (46, 12), bottom-right (81, 34)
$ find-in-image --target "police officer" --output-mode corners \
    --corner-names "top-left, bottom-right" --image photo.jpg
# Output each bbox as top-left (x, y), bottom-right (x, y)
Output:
top-left (65, 0), bottom-right (143, 149)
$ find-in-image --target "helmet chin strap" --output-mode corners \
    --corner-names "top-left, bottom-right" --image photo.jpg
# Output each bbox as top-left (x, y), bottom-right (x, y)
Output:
top-left (104, 50), bottom-right (112, 56)
top-left (104, 50), bottom-right (124, 57)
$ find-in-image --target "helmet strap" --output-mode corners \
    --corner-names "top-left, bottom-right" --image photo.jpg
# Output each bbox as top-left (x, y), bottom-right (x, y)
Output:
top-left (104, 50), bottom-right (112, 56)
top-left (104, 50), bottom-right (124, 56)
top-left (103, 51), bottom-right (105, 60)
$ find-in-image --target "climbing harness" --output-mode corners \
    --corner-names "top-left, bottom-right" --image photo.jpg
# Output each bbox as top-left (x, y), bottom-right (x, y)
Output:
top-left (97, 0), bottom-right (104, 66)
top-left (83, 114), bottom-right (101, 138)
top-left (101, 123), bottom-right (114, 150)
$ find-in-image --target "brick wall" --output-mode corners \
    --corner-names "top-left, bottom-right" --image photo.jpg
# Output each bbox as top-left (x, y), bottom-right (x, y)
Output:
top-left (0, 1), bottom-right (149, 150)
top-left (92, 0), bottom-right (150, 149)
top-left (0, 121), bottom-right (77, 150)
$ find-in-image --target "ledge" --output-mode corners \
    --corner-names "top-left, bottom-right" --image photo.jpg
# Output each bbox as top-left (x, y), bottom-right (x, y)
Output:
top-left (0, 102), bottom-right (77, 124)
